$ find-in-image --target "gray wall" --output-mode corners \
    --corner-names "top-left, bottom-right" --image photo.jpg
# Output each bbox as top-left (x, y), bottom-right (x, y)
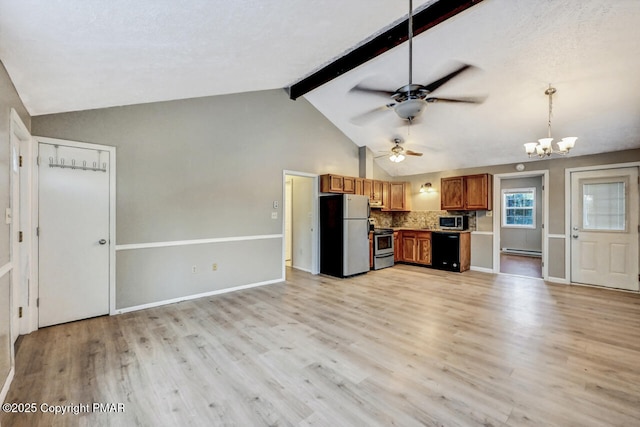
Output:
top-left (395, 149), bottom-right (640, 276)
top-left (0, 60), bottom-right (31, 399)
top-left (33, 89), bottom-right (359, 309)
top-left (500, 176), bottom-right (543, 252)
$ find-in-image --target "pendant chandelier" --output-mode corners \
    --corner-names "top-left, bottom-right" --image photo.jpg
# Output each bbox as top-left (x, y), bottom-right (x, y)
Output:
top-left (524, 84), bottom-right (577, 158)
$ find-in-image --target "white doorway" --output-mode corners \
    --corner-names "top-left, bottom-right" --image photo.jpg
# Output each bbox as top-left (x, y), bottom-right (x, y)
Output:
top-left (499, 176), bottom-right (544, 278)
top-left (493, 170), bottom-right (549, 280)
top-left (569, 166), bottom-right (639, 291)
top-left (282, 171), bottom-right (318, 276)
top-left (9, 110), bottom-right (31, 341)
top-left (37, 138), bottom-right (116, 327)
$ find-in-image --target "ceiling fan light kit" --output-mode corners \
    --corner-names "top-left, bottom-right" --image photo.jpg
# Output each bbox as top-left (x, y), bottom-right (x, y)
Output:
top-left (524, 85), bottom-right (577, 158)
top-left (379, 137), bottom-right (424, 163)
top-left (394, 98), bottom-right (427, 122)
top-left (349, 0), bottom-right (484, 127)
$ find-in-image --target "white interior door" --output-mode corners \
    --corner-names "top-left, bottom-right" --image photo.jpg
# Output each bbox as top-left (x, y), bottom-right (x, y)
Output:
top-left (38, 142), bottom-right (111, 327)
top-left (570, 167), bottom-right (639, 291)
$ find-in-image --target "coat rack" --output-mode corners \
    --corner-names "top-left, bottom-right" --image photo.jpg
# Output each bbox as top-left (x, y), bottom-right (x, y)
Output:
top-left (48, 145), bottom-right (107, 172)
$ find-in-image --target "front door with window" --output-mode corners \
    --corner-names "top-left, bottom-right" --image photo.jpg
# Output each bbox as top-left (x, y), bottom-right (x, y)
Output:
top-left (570, 167), bottom-right (639, 291)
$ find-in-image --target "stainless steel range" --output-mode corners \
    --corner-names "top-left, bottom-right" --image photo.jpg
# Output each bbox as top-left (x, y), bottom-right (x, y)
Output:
top-left (373, 228), bottom-right (394, 270)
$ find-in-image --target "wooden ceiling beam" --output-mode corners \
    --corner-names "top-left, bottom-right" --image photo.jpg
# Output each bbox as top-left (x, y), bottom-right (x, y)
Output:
top-left (286, 0), bottom-right (484, 100)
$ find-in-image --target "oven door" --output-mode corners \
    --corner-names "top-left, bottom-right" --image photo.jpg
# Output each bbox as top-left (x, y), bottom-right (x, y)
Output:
top-left (374, 233), bottom-right (394, 255)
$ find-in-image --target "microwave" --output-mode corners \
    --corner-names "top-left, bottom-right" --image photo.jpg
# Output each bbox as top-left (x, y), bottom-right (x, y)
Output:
top-left (439, 215), bottom-right (468, 230)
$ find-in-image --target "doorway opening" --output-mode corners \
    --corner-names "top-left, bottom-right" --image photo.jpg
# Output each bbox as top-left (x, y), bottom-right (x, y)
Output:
top-left (493, 170), bottom-right (549, 280)
top-left (282, 171), bottom-right (319, 278)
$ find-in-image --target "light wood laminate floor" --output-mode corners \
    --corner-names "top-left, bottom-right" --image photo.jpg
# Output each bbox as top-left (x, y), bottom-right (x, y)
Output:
top-left (3, 265), bottom-right (640, 426)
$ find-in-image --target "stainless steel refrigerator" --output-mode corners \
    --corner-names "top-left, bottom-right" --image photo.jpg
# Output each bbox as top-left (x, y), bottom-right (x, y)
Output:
top-left (320, 194), bottom-right (370, 277)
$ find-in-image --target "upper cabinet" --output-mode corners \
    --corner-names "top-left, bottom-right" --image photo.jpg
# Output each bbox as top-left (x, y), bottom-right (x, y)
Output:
top-left (320, 174), bottom-right (411, 211)
top-left (441, 173), bottom-right (492, 211)
top-left (440, 176), bottom-right (464, 210)
top-left (384, 182), bottom-right (412, 211)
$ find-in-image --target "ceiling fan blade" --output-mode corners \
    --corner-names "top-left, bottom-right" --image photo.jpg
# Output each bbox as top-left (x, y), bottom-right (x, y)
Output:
top-left (405, 150), bottom-right (423, 156)
top-left (425, 95), bottom-right (486, 104)
top-left (350, 104), bottom-right (395, 126)
top-left (349, 85), bottom-right (396, 99)
top-left (421, 63), bottom-right (475, 93)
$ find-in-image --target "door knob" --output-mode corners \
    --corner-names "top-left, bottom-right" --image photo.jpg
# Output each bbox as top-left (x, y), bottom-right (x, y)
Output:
top-left (99, 239), bottom-right (107, 245)
top-left (572, 234), bottom-right (579, 239)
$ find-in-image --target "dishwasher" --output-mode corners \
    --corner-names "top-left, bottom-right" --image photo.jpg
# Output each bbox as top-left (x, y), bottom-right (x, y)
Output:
top-left (431, 232), bottom-right (461, 272)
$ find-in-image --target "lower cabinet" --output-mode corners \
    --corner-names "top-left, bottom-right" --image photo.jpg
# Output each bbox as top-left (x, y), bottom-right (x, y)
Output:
top-left (416, 233), bottom-right (432, 265)
top-left (394, 230), bottom-right (470, 272)
top-left (398, 231), bottom-right (431, 266)
top-left (394, 231), bottom-right (401, 262)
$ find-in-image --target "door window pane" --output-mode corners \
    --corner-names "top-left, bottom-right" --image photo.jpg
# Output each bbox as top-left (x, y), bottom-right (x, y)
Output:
top-left (583, 181), bottom-right (625, 231)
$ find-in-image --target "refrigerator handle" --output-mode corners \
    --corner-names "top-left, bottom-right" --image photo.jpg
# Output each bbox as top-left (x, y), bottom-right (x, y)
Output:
top-left (367, 199), bottom-right (371, 218)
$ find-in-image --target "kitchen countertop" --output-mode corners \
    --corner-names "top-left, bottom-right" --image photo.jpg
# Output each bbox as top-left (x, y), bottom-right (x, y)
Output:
top-left (391, 227), bottom-right (471, 233)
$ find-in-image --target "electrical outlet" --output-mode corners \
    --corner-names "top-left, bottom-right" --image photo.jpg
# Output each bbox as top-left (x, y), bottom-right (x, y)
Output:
top-left (273, 200), bottom-right (279, 209)
top-left (191, 265), bottom-right (197, 273)
top-left (212, 263), bottom-right (218, 271)
top-left (271, 211), bottom-right (278, 219)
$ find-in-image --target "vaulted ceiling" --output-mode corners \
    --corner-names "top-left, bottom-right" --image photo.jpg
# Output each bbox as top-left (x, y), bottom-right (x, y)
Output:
top-left (1, 0), bottom-right (639, 175)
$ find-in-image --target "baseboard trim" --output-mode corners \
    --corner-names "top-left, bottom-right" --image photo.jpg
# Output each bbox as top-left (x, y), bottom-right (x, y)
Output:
top-left (114, 277), bottom-right (285, 314)
top-left (0, 261), bottom-right (12, 279)
top-left (470, 266), bottom-right (494, 274)
top-left (1, 366), bottom-right (15, 404)
top-left (547, 276), bottom-right (569, 284)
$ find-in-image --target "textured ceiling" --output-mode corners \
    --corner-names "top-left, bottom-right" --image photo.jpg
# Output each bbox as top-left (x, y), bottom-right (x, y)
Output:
top-left (306, 0), bottom-right (640, 175)
top-left (0, 0), bottom-right (432, 115)
top-left (1, 0), bottom-right (639, 176)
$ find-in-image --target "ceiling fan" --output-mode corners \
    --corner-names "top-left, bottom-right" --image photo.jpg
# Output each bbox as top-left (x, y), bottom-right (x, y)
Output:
top-left (376, 138), bottom-right (423, 163)
top-left (349, 0), bottom-right (484, 125)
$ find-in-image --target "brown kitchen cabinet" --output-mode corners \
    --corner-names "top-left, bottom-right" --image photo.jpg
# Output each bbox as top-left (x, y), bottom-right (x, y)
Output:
top-left (363, 179), bottom-right (373, 199)
top-left (464, 174), bottom-right (492, 210)
top-left (401, 232), bottom-right (417, 263)
top-left (320, 174), bottom-right (356, 194)
top-left (342, 176), bottom-right (356, 194)
top-left (320, 174), bottom-right (410, 210)
top-left (416, 231), bottom-right (432, 265)
top-left (355, 178), bottom-right (363, 195)
top-left (384, 182), bottom-right (412, 211)
top-left (440, 173), bottom-right (492, 211)
top-left (371, 180), bottom-right (384, 206)
top-left (394, 231), bottom-right (401, 262)
top-left (320, 174), bottom-right (344, 193)
top-left (398, 230), bottom-right (431, 266)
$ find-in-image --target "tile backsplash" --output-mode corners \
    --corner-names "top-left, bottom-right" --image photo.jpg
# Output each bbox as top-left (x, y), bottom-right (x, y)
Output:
top-left (370, 210), bottom-right (477, 230)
